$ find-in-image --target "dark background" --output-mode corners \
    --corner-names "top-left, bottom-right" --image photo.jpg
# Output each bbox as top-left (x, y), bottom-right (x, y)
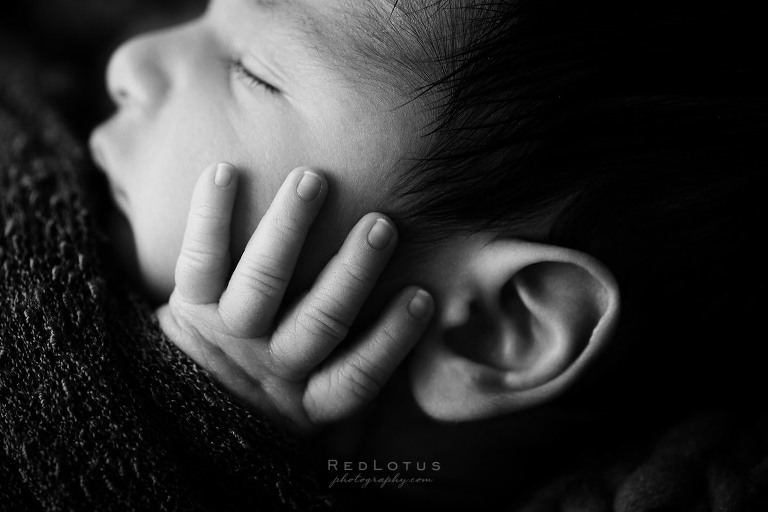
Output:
top-left (0, 0), bottom-right (206, 142)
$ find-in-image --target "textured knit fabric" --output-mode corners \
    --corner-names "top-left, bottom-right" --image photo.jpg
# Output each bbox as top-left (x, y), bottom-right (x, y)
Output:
top-left (514, 410), bottom-right (768, 512)
top-left (0, 55), bottom-right (332, 512)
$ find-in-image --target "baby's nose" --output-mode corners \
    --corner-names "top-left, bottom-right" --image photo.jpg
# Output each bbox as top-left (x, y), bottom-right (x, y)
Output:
top-left (106, 32), bottom-right (170, 112)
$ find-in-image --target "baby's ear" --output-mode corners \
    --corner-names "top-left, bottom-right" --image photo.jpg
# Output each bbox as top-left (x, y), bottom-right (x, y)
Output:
top-left (409, 238), bottom-right (620, 421)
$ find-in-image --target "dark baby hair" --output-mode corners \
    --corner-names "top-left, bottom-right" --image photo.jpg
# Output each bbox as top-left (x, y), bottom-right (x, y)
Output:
top-left (363, 0), bottom-right (768, 416)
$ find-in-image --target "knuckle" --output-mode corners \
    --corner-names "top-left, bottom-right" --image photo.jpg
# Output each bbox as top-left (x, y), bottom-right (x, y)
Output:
top-left (271, 210), bottom-right (305, 241)
top-left (268, 340), bottom-right (300, 375)
top-left (337, 358), bottom-right (383, 403)
top-left (378, 325), bottom-right (403, 351)
top-left (217, 305), bottom-right (247, 334)
top-left (335, 260), bottom-right (371, 291)
top-left (191, 203), bottom-right (228, 227)
top-left (178, 241), bottom-right (224, 275)
top-left (241, 260), bottom-right (288, 299)
top-left (299, 302), bottom-right (351, 342)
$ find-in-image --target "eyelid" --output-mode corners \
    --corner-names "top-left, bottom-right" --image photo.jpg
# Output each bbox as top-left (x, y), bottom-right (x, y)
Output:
top-left (224, 57), bottom-right (281, 95)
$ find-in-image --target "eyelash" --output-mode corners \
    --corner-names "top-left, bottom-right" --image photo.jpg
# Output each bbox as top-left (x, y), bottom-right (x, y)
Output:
top-left (225, 58), bottom-right (280, 95)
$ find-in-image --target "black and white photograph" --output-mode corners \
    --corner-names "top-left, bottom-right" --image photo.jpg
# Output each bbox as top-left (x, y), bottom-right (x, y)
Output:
top-left (2, 1), bottom-right (767, 510)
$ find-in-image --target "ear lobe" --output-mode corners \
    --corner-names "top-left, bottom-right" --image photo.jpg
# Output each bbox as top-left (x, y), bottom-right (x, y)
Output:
top-left (409, 239), bottom-right (620, 421)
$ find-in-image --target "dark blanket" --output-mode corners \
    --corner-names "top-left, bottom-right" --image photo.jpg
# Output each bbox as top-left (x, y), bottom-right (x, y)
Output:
top-left (0, 55), bottom-right (332, 511)
top-left (518, 410), bottom-right (768, 512)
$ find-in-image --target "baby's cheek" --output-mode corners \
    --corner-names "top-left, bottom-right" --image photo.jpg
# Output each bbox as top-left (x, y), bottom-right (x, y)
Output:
top-left (129, 210), bottom-right (183, 304)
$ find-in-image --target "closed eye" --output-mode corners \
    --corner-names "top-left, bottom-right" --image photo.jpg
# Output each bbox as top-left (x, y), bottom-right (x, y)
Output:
top-left (225, 58), bottom-right (281, 95)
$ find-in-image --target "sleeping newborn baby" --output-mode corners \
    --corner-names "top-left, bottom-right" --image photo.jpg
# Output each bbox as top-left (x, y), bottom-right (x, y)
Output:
top-left (89, 0), bottom-right (624, 437)
top-left (89, 0), bottom-right (436, 432)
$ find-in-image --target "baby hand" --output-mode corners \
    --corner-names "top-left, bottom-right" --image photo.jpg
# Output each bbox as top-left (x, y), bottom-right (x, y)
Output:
top-left (156, 163), bottom-right (433, 432)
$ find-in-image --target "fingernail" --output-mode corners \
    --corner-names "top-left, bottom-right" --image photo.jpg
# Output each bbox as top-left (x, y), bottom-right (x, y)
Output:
top-left (214, 163), bottom-right (234, 188)
top-left (297, 170), bottom-right (323, 202)
top-left (408, 289), bottom-right (433, 320)
top-left (367, 218), bottom-right (394, 250)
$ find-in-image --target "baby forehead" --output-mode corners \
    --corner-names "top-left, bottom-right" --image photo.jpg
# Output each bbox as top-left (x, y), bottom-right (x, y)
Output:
top-left (236, 1), bottom-right (402, 64)
top-left (305, 0), bottom-right (445, 89)
top-left (232, 0), bottom-right (447, 41)
top-left (227, 0), bottom-right (448, 98)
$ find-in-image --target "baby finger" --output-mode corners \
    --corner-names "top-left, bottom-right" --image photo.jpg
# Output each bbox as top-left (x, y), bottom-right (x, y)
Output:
top-left (303, 287), bottom-right (434, 424)
top-left (270, 213), bottom-right (397, 377)
top-left (173, 162), bottom-right (238, 305)
top-left (218, 167), bottom-right (327, 336)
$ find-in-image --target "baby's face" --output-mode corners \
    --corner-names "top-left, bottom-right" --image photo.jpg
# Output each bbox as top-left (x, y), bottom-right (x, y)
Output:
top-left (90, 0), bottom-right (424, 301)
